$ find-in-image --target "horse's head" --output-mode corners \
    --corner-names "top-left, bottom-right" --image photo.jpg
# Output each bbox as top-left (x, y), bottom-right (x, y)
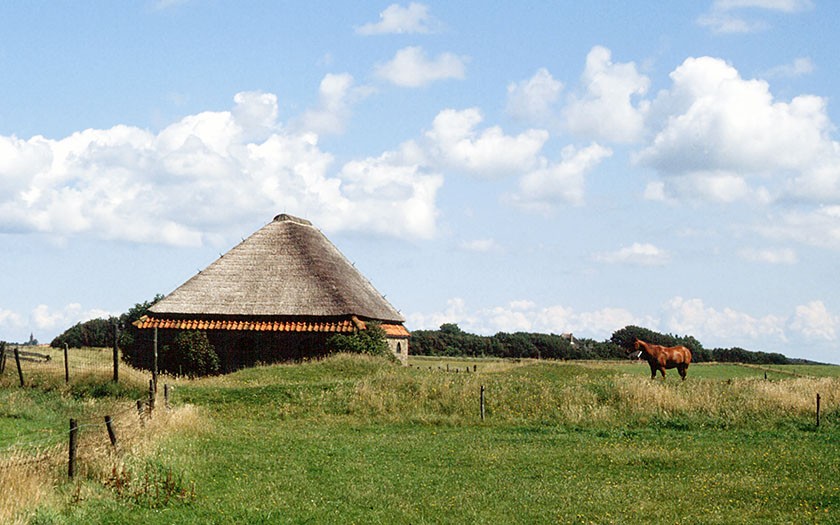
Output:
top-left (629, 339), bottom-right (645, 359)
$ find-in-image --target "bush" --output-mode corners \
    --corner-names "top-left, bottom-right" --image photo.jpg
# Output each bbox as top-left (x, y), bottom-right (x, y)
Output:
top-left (163, 331), bottom-right (220, 377)
top-left (326, 323), bottom-right (394, 361)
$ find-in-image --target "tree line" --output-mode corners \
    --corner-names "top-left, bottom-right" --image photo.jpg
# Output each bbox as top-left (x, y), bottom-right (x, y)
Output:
top-left (410, 323), bottom-right (794, 365)
top-left (52, 300), bottom-right (796, 367)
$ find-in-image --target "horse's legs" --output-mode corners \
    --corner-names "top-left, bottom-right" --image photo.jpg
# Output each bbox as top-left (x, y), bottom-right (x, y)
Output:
top-left (648, 362), bottom-right (657, 379)
top-left (679, 366), bottom-right (687, 380)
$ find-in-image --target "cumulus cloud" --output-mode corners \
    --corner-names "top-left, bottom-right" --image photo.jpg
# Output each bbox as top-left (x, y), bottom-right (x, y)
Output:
top-left (509, 143), bottom-right (612, 211)
top-left (564, 46), bottom-right (650, 143)
top-left (664, 297), bottom-right (787, 341)
top-left (789, 300), bottom-right (838, 340)
top-left (333, 150), bottom-right (443, 239)
top-left (31, 303), bottom-right (114, 333)
top-left (0, 91), bottom-right (443, 245)
top-left (374, 46), bottom-right (466, 87)
top-left (635, 55), bottom-right (840, 204)
top-left (755, 206), bottom-right (840, 250)
top-left (506, 68), bottom-right (564, 125)
top-left (407, 298), bottom-right (650, 338)
top-left (296, 73), bottom-right (372, 135)
top-left (0, 307), bottom-right (25, 333)
top-left (594, 242), bottom-right (670, 266)
top-left (356, 3), bottom-right (438, 35)
top-left (424, 107), bottom-right (548, 178)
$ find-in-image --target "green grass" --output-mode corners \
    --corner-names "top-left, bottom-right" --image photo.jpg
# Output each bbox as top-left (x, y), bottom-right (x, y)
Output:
top-left (3, 354), bottom-right (839, 524)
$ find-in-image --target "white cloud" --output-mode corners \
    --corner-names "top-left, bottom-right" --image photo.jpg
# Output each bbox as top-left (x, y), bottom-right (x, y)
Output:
top-left (763, 57), bottom-right (814, 79)
top-left (506, 68), bottom-right (564, 124)
top-left (356, 3), bottom-right (438, 35)
top-left (150, 0), bottom-right (191, 10)
top-left (296, 73), bottom-right (372, 135)
top-left (664, 297), bottom-right (787, 342)
top-left (374, 46), bottom-right (466, 87)
top-left (0, 91), bottom-right (443, 245)
top-left (408, 298), bottom-right (649, 339)
top-left (697, 12), bottom-right (768, 33)
top-left (406, 297), bottom-right (476, 331)
top-left (0, 307), bottom-right (25, 333)
top-left (698, 0), bottom-right (812, 33)
top-left (594, 242), bottom-right (670, 266)
top-left (789, 300), bottom-right (838, 340)
top-left (407, 296), bottom-right (839, 360)
top-left (712, 0), bottom-right (812, 12)
top-left (738, 247), bottom-right (797, 264)
top-left (755, 206), bottom-right (840, 250)
top-left (636, 56), bottom-right (840, 204)
top-left (509, 143), bottom-right (612, 211)
top-left (564, 46), bottom-right (650, 143)
top-left (333, 150), bottom-right (443, 239)
top-left (424, 108), bottom-right (548, 178)
top-left (459, 238), bottom-right (501, 253)
top-left (30, 303), bottom-right (113, 334)
top-left (535, 305), bottom-right (646, 337)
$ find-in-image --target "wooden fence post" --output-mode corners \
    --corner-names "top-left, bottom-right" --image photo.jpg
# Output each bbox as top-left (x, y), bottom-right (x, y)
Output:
top-left (153, 327), bottom-right (159, 393)
top-left (64, 343), bottom-right (70, 383)
top-left (816, 393), bottom-right (821, 428)
top-left (148, 379), bottom-right (155, 416)
top-left (68, 418), bottom-right (78, 478)
top-left (105, 415), bottom-right (117, 449)
top-left (480, 385), bottom-right (485, 421)
top-left (14, 347), bottom-right (24, 387)
top-left (164, 384), bottom-right (170, 410)
top-left (0, 341), bottom-right (6, 374)
top-left (112, 323), bottom-right (119, 383)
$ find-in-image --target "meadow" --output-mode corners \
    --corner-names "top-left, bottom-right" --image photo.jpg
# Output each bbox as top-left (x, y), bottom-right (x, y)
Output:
top-left (1, 351), bottom-right (838, 524)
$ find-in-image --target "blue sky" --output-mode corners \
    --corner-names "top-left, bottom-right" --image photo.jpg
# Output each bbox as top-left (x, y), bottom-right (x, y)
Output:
top-left (1, 0), bottom-right (839, 364)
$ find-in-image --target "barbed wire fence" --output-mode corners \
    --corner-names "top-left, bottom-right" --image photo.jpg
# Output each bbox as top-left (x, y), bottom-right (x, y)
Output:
top-left (0, 340), bottom-right (121, 388)
top-left (0, 379), bottom-right (184, 521)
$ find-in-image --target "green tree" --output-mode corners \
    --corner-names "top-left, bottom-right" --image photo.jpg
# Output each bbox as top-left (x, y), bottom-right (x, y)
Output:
top-left (51, 317), bottom-right (119, 348)
top-left (163, 330), bottom-right (220, 377)
top-left (118, 294), bottom-right (164, 370)
top-left (326, 322), bottom-right (393, 361)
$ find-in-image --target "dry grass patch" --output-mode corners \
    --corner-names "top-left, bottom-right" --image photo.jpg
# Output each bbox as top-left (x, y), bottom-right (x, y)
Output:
top-left (0, 397), bottom-right (205, 524)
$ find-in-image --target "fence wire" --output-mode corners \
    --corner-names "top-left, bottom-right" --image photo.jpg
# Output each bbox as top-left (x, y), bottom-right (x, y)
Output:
top-left (0, 395), bottom-right (159, 469)
top-left (1, 344), bottom-right (118, 386)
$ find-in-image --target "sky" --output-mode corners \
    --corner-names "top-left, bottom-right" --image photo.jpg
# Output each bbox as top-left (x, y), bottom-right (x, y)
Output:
top-left (1, 1), bottom-right (839, 364)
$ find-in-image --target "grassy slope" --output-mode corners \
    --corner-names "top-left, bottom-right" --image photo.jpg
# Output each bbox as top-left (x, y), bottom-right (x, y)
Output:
top-left (4, 355), bottom-right (840, 524)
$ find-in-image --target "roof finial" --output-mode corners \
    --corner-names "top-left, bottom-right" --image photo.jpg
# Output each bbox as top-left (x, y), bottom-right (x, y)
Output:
top-left (273, 214), bottom-right (312, 226)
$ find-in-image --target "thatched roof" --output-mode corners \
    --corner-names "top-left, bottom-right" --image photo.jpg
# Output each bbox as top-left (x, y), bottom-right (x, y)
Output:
top-left (149, 214), bottom-right (404, 323)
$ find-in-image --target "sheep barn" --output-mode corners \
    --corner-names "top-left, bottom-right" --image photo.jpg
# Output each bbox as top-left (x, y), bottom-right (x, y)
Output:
top-left (134, 214), bottom-right (409, 371)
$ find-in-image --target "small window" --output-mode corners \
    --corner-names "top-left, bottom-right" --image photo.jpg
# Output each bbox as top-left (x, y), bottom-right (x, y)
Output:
top-left (396, 342), bottom-right (402, 354)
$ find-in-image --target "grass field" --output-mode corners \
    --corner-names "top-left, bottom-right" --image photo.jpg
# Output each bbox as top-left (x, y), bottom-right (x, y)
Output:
top-left (2, 352), bottom-right (839, 524)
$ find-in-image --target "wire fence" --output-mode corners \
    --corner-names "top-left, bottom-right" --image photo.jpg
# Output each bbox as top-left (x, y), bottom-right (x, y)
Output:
top-left (0, 342), bottom-right (119, 387)
top-left (0, 381), bottom-right (175, 471)
top-left (0, 384), bottom-right (186, 522)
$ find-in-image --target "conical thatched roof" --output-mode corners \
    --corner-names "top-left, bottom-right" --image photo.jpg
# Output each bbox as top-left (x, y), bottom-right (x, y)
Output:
top-left (149, 214), bottom-right (404, 323)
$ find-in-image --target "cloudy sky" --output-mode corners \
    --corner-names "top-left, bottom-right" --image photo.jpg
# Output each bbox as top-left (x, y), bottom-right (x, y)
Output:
top-left (1, 1), bottom-right (839, 363)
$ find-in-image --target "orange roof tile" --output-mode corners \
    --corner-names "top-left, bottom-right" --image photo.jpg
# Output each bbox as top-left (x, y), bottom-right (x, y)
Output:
top-left (132, 315), bottom-right (408, 337)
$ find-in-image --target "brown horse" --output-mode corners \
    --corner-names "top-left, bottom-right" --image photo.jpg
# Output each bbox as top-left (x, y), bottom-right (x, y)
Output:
top-left (632, 339), bottom-right (692, 380)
